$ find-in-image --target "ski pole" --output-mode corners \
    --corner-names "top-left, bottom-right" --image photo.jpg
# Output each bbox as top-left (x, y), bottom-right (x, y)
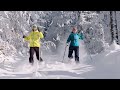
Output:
top-left (39, 46), bottom-right (40, 61)
top-left (39, 43), bottom-right (42, 62)
top-left (62, 45), bottom-right (67, 63)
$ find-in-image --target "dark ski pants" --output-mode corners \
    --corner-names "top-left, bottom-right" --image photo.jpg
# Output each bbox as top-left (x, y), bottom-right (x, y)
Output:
top-left (68, 46), bottom-right (79, 62)
top-left (29, 47), bottom-right (43, 63)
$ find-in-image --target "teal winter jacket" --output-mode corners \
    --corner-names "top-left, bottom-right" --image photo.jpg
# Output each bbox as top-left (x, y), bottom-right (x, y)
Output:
top-left (66, 32), bottom-right (84, 46)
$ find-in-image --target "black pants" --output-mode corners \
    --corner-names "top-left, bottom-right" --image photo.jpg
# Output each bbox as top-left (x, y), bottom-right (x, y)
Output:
top-left (68, 46), bottom-right (79, 62)
top-left (29, 47), bottom-right (43, 63)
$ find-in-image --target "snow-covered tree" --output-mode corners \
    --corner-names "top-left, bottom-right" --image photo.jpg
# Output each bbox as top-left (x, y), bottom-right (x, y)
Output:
top-left (1, 11), bottom-right (120, 57)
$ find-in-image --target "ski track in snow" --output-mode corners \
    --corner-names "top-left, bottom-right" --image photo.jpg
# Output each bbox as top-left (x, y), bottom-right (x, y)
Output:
top-left (0, 42), bottom-right (94, 79)
top-left (0, 55), bottom-right (94, 79)
top-left (1, 41), bottom-right (120, 79)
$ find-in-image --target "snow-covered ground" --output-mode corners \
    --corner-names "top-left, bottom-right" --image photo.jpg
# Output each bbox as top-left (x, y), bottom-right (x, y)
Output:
top-left (0, 40), bottom-right (120, 79)
top-left (1, 11), bottom-right (120, 79)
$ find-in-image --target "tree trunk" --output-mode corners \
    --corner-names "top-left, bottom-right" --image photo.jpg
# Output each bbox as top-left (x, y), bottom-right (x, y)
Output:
top-left (110, 11), bottom-right (114, 44)
top-left (114, 11), bottom-right (119, 44)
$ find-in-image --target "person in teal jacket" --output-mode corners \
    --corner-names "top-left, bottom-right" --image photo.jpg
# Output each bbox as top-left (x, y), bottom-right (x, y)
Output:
top-left (66, 27), bottom-right (84, 63)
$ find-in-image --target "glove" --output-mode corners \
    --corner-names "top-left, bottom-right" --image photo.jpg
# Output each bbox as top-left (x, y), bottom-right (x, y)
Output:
top-left (78, 30), bottom-right (80, 33)
top-left (23, 35), bottom-right (26, 38)
top-left (66, 43), bottom-right (69, 46)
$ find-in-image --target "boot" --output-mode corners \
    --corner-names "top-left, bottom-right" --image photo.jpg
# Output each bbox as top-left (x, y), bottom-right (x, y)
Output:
top-left (75, 57), bottom-right (79, 63)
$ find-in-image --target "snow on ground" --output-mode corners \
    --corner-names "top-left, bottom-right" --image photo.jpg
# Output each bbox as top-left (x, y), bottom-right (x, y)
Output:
top-left (0, 41), bottom-right (120, 79)
top-left (80, 41), bottom-right (120, 79)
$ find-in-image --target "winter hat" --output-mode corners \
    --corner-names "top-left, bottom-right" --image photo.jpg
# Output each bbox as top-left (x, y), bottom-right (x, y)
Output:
top-left (32, 25), bottom-right (38, 30)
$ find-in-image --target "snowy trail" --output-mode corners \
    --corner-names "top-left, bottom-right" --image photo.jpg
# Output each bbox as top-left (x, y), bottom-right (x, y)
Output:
top-left (12, 56), bottom-right (94, 79)
top-left (0, 53), bottom-right (94, 79)
top-left (1, 41), bottom-right (120, 79)
top-left (0, 61), bottom-right (94, 79)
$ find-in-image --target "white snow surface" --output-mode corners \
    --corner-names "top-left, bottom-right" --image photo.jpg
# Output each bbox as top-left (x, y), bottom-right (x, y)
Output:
top-left (0, 11), bottom-right (120, 79)
top-left (0, 40), bottom-right (120, 79)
